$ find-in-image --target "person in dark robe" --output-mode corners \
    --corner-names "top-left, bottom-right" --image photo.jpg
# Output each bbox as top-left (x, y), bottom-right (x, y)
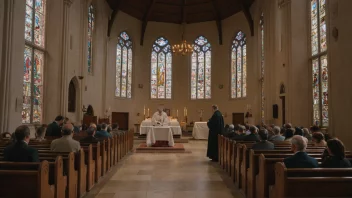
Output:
top-left (207, 105), bottom-right (224, 162)
top-left (46, 115), bottom-right (64, 137)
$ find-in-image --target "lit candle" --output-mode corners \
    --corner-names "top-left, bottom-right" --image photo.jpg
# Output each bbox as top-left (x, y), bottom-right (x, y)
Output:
top-left (148, 108), bottom-right (150, 117)
top-left (143, 105), bottom-right (145, 116)
top-left (177, 109), bottom-right (178, 117)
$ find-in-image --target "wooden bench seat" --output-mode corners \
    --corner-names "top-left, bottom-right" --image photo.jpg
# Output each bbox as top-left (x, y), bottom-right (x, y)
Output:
top-left (0, 160), bottom-right (54, 198)
top-left (270, 162), bottom-right (352, 198)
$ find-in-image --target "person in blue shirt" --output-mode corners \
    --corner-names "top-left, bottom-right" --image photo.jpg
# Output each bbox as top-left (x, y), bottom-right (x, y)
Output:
top-left (95, 123), bottom-right (112, 139)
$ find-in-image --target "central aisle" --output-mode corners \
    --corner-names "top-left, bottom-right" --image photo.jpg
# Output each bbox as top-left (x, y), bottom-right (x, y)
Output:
top-left (93, 141), bottom-right (243, 198)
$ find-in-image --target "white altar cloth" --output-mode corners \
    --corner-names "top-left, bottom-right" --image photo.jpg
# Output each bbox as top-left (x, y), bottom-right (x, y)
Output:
top-left (140, 119), bottom-right (182, 135)
top-left (192, 122), bottom-right (209, 140)
top-left (146, 126), bottom-right (175, 147)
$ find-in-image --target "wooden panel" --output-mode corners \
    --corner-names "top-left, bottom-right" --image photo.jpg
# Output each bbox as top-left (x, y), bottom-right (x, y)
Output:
top-left (112, 112), bottom-right (129, 130)
top-left (232, 113), bottom-right (244, 125)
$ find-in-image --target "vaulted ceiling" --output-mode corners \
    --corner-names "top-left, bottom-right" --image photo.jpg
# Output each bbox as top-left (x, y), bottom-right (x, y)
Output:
top-left (106, 0), bottom-right (255, 45)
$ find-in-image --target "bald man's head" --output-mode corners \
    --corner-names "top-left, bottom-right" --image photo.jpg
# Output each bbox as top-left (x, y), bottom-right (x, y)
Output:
top-left (62, 123), bottom-right (74, 136)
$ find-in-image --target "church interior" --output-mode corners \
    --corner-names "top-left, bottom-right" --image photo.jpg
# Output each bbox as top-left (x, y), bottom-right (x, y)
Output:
top-left (1, 0), bottom-right (352, 197)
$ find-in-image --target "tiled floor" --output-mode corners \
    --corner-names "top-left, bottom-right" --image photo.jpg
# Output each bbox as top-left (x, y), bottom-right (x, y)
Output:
top-left (94, 140), bottom-right (243, 198)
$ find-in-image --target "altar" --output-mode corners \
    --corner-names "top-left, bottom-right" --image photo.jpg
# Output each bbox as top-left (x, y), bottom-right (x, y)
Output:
top-left (192, 122), bottom-right (209, 140)
top-left (146, 126), bottom-right (174, 147)
top-left (140, 119), bottom-right (182, 135)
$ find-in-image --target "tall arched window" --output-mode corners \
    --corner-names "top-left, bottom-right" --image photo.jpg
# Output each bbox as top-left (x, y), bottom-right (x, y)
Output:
top-left (260, 13), bottom-right (265, 122)
top-left (87, 4), bottom-right (94, 74)
top-left (115, 32), bottom-right (133, 98)
top-left (231, 31), bottom-right (247, 98)
top-left (191, 36), bottom-right (211, 100)
top-left (311, 0), bottom-right (328, 127)
top-left (151, 37), bottom-right (172, 99)
top-left (23, 0), bottom-right (46, 124)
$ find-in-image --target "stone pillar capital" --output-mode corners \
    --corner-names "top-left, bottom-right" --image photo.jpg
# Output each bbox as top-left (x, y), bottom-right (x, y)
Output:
top-left (64, 0), bottom-right (74, 7)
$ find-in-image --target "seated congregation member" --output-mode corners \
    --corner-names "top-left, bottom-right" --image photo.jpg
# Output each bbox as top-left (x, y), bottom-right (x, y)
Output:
top-left (252, 129), bottom-right (274, 150)
top-left (284, 128), bottom-right (294, 142)
top-left (312, 132), bottom-right (327, 147)
top-left (95, 123), bottom-right (112, 139)
top-left (50, 124), bottom-right (81, 152)
top-left (4, 125), bottom-right (39, 162)
top-left (232, 125), bottom-right (246, 140)
top-left (80, 127), bottom-right (99, 143)
top-left (303, 128), bottom-right (312, 141)
top-left (294, 127), bottom-right (303, 136)
top-left (244, 126), bottom-right (260, 142)
top-left (321, 139), bottom-right (351, 168)
top-left (284, 135), bottom-right (319, 168)
top-left (269, 126), bottom-right (285, 141)
top-left (35, 125), bottom-right (46, 141)
top-left (310, 125), bottom-right (321, 133)
top-left (46, 115), bottom-right (64, 137)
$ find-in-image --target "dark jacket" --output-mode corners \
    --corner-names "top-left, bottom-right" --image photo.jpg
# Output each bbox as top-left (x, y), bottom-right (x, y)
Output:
top-left (46, 121), bottom-right (62, 137)
top-left (284, 152), bottom-right (319, 168)
top-left (95, 130), bottom-right (112, 138)
top-left (252, 141), bottom-right (275, 150)
top-left (321, 156), bottom-right (352, 168)
top-left (4, 141), bottom-right (39, 162)
top-left (79, 136), bottom-right (100, 143)
top-left (244, 133), bottom-right (260, 142)
top-left (231, 133), bottom-right (246, 141)
top-left (269, 135), bottom-right (285, 141)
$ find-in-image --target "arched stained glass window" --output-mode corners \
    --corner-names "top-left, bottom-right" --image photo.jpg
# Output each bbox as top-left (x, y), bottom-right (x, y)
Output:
top-left (23, 0), bottom-right (46, 124)
top-left (311, 0), bottom-right (328, 127)
top-left (231, 31), bottom-right (247, 98)
top-left (191, 36), bottom-right (211, 100)
top-left (115, 32), bottom-right (133, 98)
top-left (87, 4), bottom-right (94, 74)
top-left (260, 13), bottom-right (265, 122)
top-left (151, 37), bottom-right (172, 99)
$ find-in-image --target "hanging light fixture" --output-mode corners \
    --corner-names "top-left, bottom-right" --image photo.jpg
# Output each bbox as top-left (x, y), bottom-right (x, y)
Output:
top-left (172, 23), bottom-right (193, 56)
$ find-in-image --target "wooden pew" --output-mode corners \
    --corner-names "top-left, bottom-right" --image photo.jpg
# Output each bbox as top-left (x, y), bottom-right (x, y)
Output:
top-left (257, 154), bottom-right (321, 198)
top-left (270, 162), bottom-right (352, 198)
top-left (82, 144), bottom-right (95, 191)
top-left (0, 160), bottom-right (55, 198)
top-left (0, 156), bottom-right (65, 198)
top-left (235, 143), bottom-right (324, 191)
top-left (246, 149), bottom-right (324, 198)
top-left (81, 141), bottom-right (101, 183)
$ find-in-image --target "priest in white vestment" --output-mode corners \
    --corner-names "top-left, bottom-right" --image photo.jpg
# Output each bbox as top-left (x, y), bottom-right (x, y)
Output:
top-left (152, 107), bottom-right (169, 126)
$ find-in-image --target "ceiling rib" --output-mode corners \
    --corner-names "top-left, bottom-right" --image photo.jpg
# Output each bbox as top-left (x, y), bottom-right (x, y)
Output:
top-left (210, 0), bottom-right (223, 45)
top-left (107, 0), bottom-right (124, 37)
top-left (140, 0), bottom-right (157, 45)
top-left (240, 0), bottom-right (254, 36)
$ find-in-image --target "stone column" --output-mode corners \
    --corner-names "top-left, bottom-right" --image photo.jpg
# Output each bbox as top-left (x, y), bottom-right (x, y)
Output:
top-left (0, 0), bottom-right (25, 132)
top-left (60, 0), bottom-right (74, 116)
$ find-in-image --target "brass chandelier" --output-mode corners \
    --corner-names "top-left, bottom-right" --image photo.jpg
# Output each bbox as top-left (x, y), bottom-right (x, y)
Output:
top-left (172, 23), bottom-right (193, 56)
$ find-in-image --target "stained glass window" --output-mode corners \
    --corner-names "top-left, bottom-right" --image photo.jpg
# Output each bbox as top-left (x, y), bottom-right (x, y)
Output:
top-left (87, 4), bottom-right (94, 74)
top-left (191, 36), bottom-right (211, 100)
top-left (115, 32), bottom-right (133, 98)
top-left (260, 13), bottom-right (265, 122)
top-left (151, 37), bottom-right (172, 99)
top-left (311, 0), bottom-right (328, 127)
top-left (23, 0), bottom-right (46, 124)
top-left (231, 31), bottom-right (247, 99)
